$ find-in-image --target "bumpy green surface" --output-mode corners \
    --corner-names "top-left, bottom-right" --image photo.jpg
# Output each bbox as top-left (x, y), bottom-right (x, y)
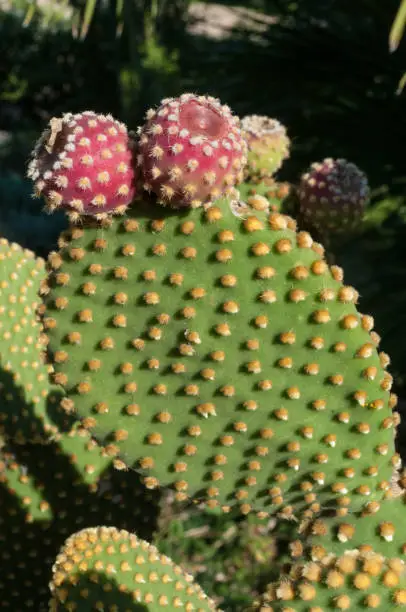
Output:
top-left (251, 551), bottom-right (406, 611)
top-left (0, 237), bottom-right (66, 443)
top-left (237, 181), bottom-right (291, 214)
top-left (42, 197), bottom-right (396, 517)
top-left (298, 493), bottom-right (406, 562)
top-left (0, 435), bottom-right (160, 610)
top-left (49, 526), bottom-right (217, 611)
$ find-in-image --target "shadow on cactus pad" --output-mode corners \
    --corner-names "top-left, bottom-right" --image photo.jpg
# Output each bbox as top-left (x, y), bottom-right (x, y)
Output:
top-left (0, 432), bottom-right (161, 610)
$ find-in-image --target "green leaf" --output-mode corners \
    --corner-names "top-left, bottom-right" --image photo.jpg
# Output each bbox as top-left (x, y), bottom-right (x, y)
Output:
top-left (389, 0), bottom-right (406, 52)
top-left (79, 0), bottom-right (98, 40)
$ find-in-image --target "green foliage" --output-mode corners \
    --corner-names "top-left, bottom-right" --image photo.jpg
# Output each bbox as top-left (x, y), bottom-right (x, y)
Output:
top-left (155, 504), bottom-right (289, 610)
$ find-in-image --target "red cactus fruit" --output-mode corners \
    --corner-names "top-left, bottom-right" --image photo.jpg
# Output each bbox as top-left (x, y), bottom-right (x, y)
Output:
top-left (298, 157), bottom-right (369, 234)
top-left (136, 93), bottom-right (247, 208)
top-left (241, 115), bottom-right (290, 180)
top-left (27, 111), bottom-right (137, 221)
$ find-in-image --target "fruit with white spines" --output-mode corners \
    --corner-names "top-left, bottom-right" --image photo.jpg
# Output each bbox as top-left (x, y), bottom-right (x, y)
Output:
top-left (298, 157), bottom-right (369, 236)
top-left (241, 115), bottom-right (290, 181)
top-left (27, 111), bottom-right (138, 222)
top-left (136, 93), bottom-right (247, 208)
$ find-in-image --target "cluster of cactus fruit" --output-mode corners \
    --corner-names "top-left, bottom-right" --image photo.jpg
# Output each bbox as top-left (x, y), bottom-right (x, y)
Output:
top-left (0, 90), bottom-right (401, 611)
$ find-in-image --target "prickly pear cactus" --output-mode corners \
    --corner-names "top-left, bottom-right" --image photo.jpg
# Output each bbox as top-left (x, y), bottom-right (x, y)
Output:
top-left (251, 550), bottom-right (406, 611)
top-left (0, 237), bottom-right (66, 443)
top-left (296, 492), bottom-right (406, 562)
top-left (41, 195), bottom-right (397, 519)
top-left (238, 180), bottom-right (291, 214)
top-left (0, 434), bottom-right (160, 610)
top-left (49, 526), bottom-right (218, 610)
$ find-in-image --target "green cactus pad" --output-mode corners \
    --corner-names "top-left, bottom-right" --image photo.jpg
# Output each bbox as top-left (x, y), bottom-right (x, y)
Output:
top-left (0, 434), bottom-right (160, 610)
top-left (237, 181), bottom-right (291, 214)
top-left (49, 526), bottom-right (217, 611)
top-left (42, 198), bottom-right (396, 518)
top-left (0, 237), bottom-right (68, 443)
top-left (251, 550), bottom-right (406, 611)
top-left (296, 492), bottom-right (406, 563)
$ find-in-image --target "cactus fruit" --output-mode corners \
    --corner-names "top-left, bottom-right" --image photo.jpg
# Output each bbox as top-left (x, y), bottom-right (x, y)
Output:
top-left (49, 526), bottom-right (217, 610)
top-left (41, 196), bottom-right (397, 519)
top-left (297, 158), bottom-right (369, 236)
top-left (27, 111), bottom-right (137, 222)
top-left (251, 550), bottom-right (406, 611)
top-left (136, 93), bottom-right (247, 208)
top-left (0, 436), bottom-right (160, 610)
top-left (0, 237), bottom-right (67, 443)
top-left (241, 115), bottom-right (290, 181)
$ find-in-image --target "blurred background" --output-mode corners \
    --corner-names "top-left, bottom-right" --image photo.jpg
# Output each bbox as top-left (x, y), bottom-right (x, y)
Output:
top-left (1, 1), bottom-right (406, 391)
top-left (1, 3), bottom-right (406, 607)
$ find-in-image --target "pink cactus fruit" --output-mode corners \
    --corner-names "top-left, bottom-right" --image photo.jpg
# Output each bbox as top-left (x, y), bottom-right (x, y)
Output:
top-left (136, 93), bottom-right (247, 208)
top-left (241, 114), bottom-right (290, 180)
top-left (298, 157), bottom-right (369, 233)
top-left (27, 111), bottom-right (137, 222)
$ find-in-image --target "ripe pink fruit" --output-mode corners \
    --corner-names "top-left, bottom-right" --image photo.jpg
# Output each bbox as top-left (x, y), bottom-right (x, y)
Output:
top-left (27, 111), bottom-right (137, 221)
top-left (298, 157), bottom-right (369, 234)
top-left (136, 93), bottom-right (247, 208)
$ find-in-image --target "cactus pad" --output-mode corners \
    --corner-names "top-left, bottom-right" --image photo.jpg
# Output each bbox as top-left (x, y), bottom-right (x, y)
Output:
top-left (238, 180), bottom-right (291, 214)
top-left (49, 526), bottom-right (217, 610)
top-left (42, 198), bottom-right (396, 518)
top-left (252, 550), bottom-right (406, 611)
top-left (0, 434), bottom-right (160, 609)
top-left (0, 237), bottom-right (64, 443)
top-left (297, 492), bottom-right (406, 563)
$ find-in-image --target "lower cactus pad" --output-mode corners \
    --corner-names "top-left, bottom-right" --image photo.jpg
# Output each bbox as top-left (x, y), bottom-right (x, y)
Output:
top-left (49, 526), bottom-right (217, 610)
top-left (252, 550), bottom-right (406, 611)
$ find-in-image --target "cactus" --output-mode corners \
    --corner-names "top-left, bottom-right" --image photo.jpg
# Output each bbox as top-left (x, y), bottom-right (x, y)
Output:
top-left (39, 189), bottom-right (398, 519)
top-left (293, 491), bottom-right (406, 563)
top-left (0, 434), bottom-right (160, 610)
top-left (251, 550), bottom-right (406, 611)
top-left (0, 237), bottom-right (70, 443)
top-left (0, 93), bottom-right (404, 611)
top-left (238, 179), bottom-right (292, 214)
top-left (49, 526), bottom-right (217, 610)
top-left (297, 158), bottom-right (369, 238)
top-left (136, 93), bottom-right (247, 208)
top-left (27, 111), bottom-right (138, 222)
top-left (241, 115), bottom-right (290, 182)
